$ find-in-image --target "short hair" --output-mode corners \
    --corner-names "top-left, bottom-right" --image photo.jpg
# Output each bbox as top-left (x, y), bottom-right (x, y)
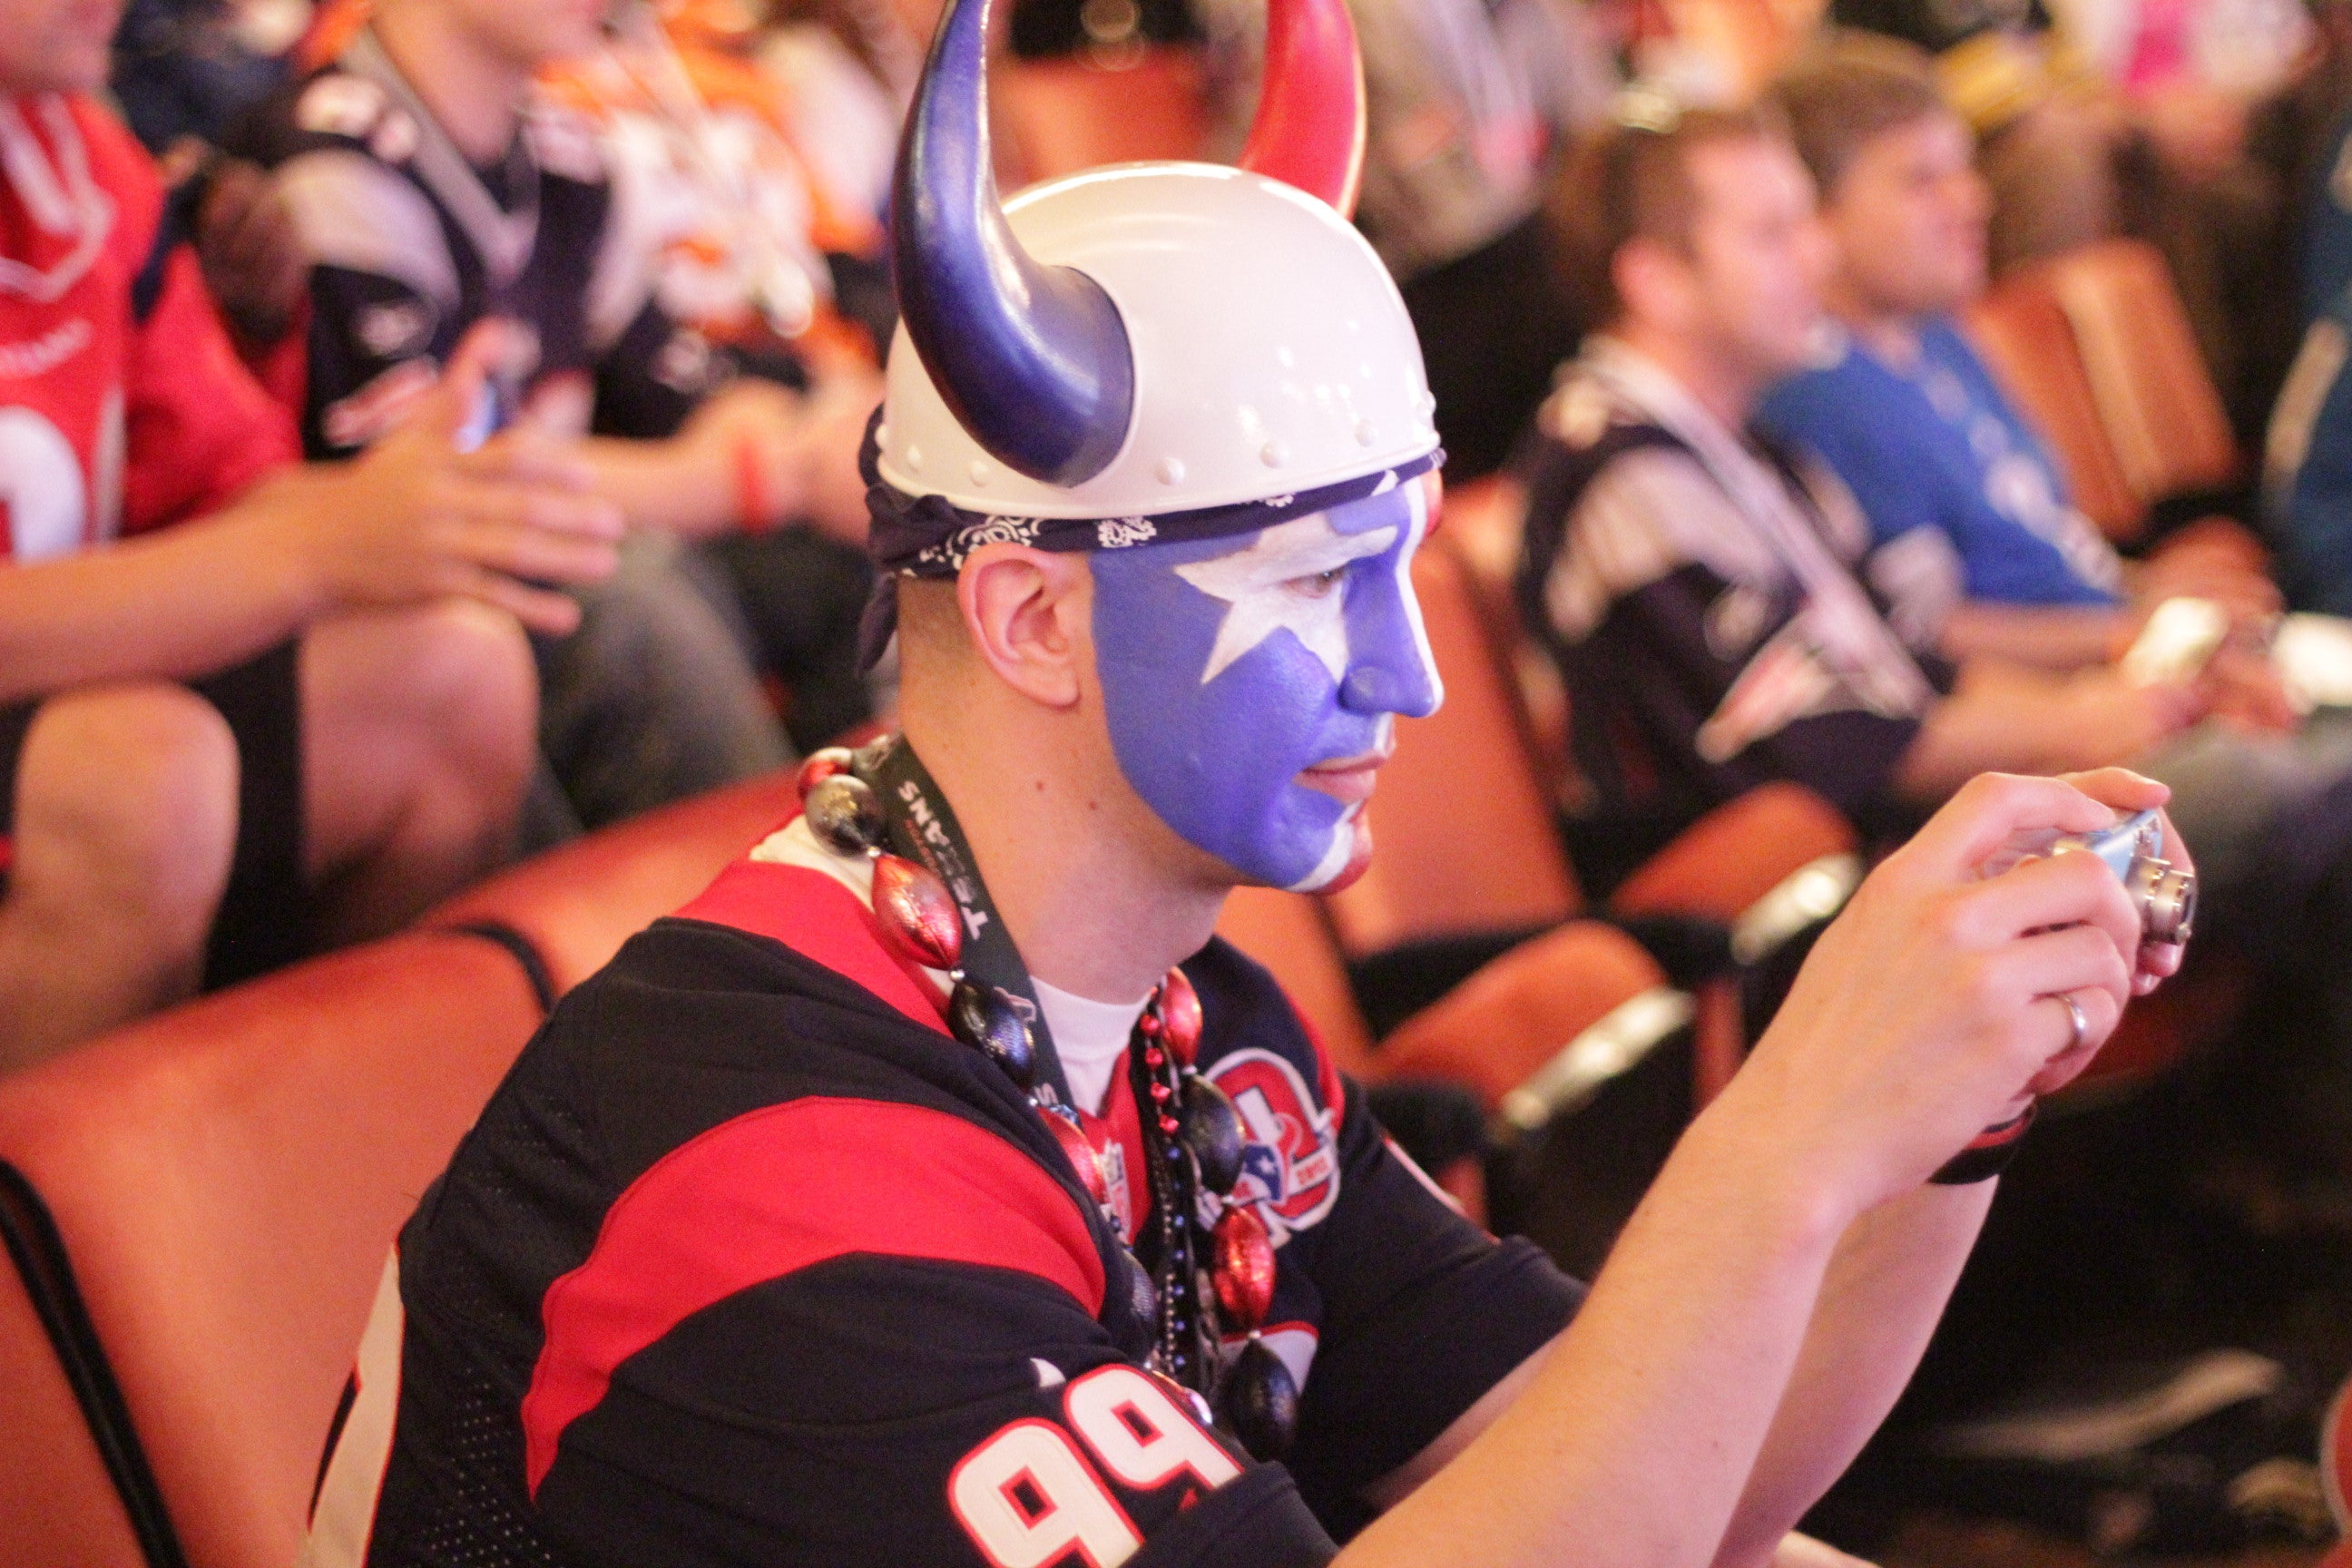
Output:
top-left (1769, 35), bottom-right (1952, 201)
top-left (1545, 100), bottom-right (1793, 328)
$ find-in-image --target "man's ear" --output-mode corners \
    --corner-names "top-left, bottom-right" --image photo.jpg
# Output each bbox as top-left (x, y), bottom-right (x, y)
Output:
top-left (957, 544), bottom-right (1091, 709)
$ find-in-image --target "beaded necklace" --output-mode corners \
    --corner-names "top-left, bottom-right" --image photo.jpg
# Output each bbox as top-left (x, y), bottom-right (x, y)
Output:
top-left (793, 735), bottom-right (1298, 1458)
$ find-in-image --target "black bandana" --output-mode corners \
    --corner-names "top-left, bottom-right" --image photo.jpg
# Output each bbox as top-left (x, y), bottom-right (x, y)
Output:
top-left (857, 410), bottom-right (1442, 666)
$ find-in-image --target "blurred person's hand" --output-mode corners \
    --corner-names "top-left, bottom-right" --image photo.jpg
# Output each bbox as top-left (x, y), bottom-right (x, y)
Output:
top-left (684, 366), bottom-right (882, 542)
top-left (2059, 663), bottom-right (2209, 765)
top-left (2132, 524), bottom-right (2281, 630)
top-left (250, 321), bottom-right (623, 634)
top-left (2200, 639), bottom-right (2302, 732)
top-left (1717, 769), bottom-right (2176, 1217)
top-left (195, 158), bottom-right (310, 347)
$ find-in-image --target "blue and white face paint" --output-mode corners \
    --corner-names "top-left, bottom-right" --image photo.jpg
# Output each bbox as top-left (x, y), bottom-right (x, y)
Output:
top-left (1090, 477), bottom-right (1445, 892)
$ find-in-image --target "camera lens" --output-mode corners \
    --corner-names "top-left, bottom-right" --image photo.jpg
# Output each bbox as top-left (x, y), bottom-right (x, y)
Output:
top-left (2126, 857), bottom-right (2195, 946)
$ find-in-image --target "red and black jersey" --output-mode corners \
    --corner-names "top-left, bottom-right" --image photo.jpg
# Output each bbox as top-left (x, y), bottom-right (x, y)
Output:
top-left (305, 814), bottom-right (1581, 1567)
top-left (227, 31), bottom-right (742, 458)
top-left (0, 93), bottom-right (296, 563)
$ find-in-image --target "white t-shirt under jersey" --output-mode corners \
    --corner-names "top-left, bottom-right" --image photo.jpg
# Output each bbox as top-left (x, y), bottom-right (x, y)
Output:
top-left (1033, 977), bottom-right (1151, 1116)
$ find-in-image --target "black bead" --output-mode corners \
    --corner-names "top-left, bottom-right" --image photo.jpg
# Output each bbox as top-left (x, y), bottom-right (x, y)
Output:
top-left (1112, 1250), bottom-right (1157, 1355)
top-left (949, 981), bottom-right (1035, 1087)
top-left (1215, 1338), bottom-right (1299, 1461)
top-left (805, 773), bottom-right (886, 855)
top-left (1182, 1074), bottom-right (1247, 1195)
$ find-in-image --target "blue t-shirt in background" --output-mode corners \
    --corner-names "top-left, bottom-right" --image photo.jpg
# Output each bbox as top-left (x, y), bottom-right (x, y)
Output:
top-left (1759, 320), bottom-right (2124, 612)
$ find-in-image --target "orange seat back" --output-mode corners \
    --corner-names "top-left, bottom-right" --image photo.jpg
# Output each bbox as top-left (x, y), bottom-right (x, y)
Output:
top-left (0, 1199), bottom-right (143, 1568)
top-left (1325, 535), bottom-right (1583, 956)
top-left (1965, 239), bottom-right (2239, 544)
top-left (1377, 920), bottom-right (1669, 1107)
top-left (1212, 887), bottom-right (1377, 1076)
top-left (1607, 782), bottom-right (1857, 926)
top-left (428, 769), bottom-right (799, 996)
top-left (0, 933), bottom-right (546, 1568)
top-left (996, 47), bottom-right (1209, 181)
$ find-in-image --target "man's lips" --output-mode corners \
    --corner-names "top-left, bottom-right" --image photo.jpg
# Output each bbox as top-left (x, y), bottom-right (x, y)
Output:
top-left (1298, 743), bottom-right (1392, 805)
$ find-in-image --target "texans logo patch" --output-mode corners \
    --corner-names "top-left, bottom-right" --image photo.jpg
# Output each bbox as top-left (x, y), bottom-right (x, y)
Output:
top-left (1206, 1049), bottom-right (1338, 1244)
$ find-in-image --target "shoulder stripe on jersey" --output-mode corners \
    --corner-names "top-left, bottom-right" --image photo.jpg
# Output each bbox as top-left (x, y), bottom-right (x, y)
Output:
top-left (675, 858), bottom-right (950, 1037)
top-left (521, 1095), bottom-right (1108, 1495)
top-left (299, 1250), bottom-right (406, 1568)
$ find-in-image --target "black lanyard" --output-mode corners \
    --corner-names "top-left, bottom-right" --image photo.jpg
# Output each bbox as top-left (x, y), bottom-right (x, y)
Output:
top-left (856, 735), bottom-right (1077, 1111)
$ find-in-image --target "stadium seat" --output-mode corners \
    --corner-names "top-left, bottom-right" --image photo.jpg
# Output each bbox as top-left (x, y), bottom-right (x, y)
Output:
top-left (1326, 534), bottom-right (1580, 956)
top-left (1964, 238), bottom-right (2243, 546)
top-left (426, 769), bottom-right (799, 998)
top-left (0, 1191), bottom-right (143, 1568)
top-left (0, 931), bottom-right (546, 1568)
top-left (1216, 886), bottom-right (1378, 1074)
top-left (996, 46), bottom-right (1210, 182)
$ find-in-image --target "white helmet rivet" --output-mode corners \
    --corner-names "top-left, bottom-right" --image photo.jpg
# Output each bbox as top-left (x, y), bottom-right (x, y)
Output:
top-left (1354, 418), bottom-right (1377, 446)
top-left (905, 444), bottom-right (925, 472)
top-left (1156, 456), bottom-right (1186, 485)
top-left (1260, 440), bottom-right (1289, 468)
top-left (969, 459), bottom-right (991, 485)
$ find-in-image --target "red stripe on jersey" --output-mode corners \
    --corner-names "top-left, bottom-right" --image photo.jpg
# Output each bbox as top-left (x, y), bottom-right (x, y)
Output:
top-left (676, 857), bottom-right (951, 1037)
top-left (522, 1095), bottom-right (1109, 1495)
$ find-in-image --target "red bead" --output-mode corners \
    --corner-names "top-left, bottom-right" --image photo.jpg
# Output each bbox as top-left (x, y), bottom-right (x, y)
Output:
top-left (1158, 1115), bottom-right (1181, 1136)
top-left (872, 854), bottom-right (962, 970)
top-left (1041, 1110), bottom-right (1110, 1208)
top-left (1149, 1082), bottom-right (1172, 1104)
top-left (1138, 1014), bottom-right (1161, 1036)
top-left (1159, 967), bottom-right (1202, 1066)
top-left (1143, 1047), bottom-right (1165, 1069)
top-left (1210, 1206), bottom-right (1277, 1330)
top-left (795, 747), bottom-right (856, 799)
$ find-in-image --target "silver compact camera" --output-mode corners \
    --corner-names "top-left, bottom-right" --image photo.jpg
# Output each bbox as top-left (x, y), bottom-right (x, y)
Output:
top-left (2022, 808), bottom-right (2196, 946)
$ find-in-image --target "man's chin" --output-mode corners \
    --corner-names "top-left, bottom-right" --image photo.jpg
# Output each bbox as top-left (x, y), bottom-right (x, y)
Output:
top-left (1285, 819), bottom-right (1375, 896)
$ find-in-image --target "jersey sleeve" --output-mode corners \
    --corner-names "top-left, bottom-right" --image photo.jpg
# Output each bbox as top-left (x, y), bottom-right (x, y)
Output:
top-left (255, 112), bottom-right (463, 455)
top-left (1756, 369), bottom-right (1942, 554)
top-left (2269, 313), bottom-right (2352, 616)
top-left (78, 102), bottom-right (299, 528)
top-left (524, 1093), bottom-right (1338, 1568)
top-left (1279, 1071), bottom-right (1583, 1532)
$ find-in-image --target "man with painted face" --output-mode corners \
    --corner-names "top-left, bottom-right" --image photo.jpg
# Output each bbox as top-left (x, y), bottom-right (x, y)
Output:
top-left (299, 1), bottom-right (2188, 1563)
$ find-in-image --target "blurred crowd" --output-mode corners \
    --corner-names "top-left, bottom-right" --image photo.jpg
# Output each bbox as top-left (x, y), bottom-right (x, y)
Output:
top-left (25, 0), bottom-right (2352, 1543)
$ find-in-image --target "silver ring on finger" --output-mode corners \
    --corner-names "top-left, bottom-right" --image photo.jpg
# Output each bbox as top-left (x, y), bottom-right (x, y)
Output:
top-left (2049, 990), bottom-right (2089, 1054)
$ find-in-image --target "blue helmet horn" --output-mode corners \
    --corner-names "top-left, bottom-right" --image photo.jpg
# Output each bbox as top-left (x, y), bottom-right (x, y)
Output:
top-left (891, 0), bottom-right (1136, 486)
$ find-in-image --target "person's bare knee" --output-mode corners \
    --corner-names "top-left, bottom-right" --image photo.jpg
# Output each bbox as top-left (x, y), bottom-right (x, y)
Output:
top-left (0, 683), bottom-right (239, 1061)
top-left (302, 602), bottom-right (535, 935)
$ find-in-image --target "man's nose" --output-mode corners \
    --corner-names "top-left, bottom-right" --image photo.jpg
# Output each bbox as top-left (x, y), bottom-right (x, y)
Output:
top-left (1338, 565), bottom-right (1443, 718)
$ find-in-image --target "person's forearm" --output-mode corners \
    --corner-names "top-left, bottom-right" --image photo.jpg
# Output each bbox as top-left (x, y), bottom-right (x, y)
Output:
top-left (1336, 1105), bottom-right (1848, 1568)
top-left (1713, 1181), bottom-right (1994, 1567)
top-left (0, 498), bottom-right (322, 704)
top-left (579, 437), bottom-right (740, 539)
top-left (1940, 603), bottom-right (2124, 671)
top-left (1894, 662), bottom-right (2142, 801)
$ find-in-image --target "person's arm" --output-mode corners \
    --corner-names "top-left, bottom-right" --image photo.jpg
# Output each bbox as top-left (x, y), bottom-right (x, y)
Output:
top-left (0, 327), bottom-right (622, 704)
top-left (1890, 658), bottom-right (2204, 802)
top-left (576, 369), bottom-right (878, 544)
top-left (1329, 769), bottom-right (2168, 1568)
top-left (1939, 600), bottom-right (2129, 669)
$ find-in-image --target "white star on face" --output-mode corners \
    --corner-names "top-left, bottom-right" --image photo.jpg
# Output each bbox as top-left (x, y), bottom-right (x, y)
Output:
top-left (1171, 512), bottom-right (1399, 686)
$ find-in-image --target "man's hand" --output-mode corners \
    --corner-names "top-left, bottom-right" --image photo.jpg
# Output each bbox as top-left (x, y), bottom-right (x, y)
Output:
top-left (1722, 769), bottom-right (2173, 1218)
top-left (256, 322), bottom-right (623, 634)
top-left (680, 369), bottom-right (881, 543)
top-left (2055, 664), bottom-right (2208, 766)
